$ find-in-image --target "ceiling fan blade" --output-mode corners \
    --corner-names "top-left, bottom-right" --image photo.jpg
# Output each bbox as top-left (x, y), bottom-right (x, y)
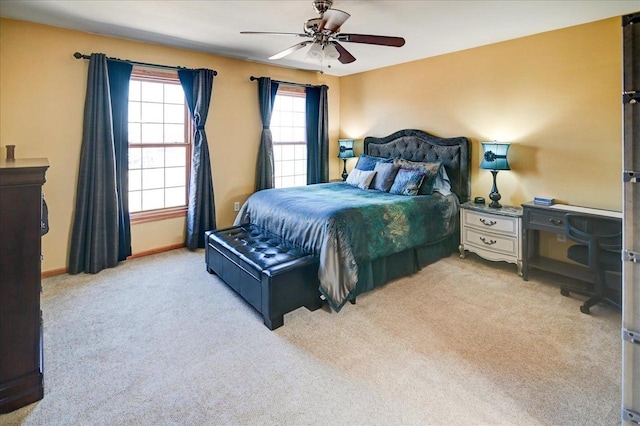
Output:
top-left (336, 33), bottom-right (405, 47)
top-left (269, 41), bottom-right (312, 60)
top-left (331, 41), bottom-right (356, 64)
top-left (241, 31), bottom-right (308, 38)
top-left (318, 9), bottom-right (350, 33)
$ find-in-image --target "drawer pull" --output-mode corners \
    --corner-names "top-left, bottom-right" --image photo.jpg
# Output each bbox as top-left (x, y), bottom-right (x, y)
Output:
top-left (479, 237), bottom-right (497, 245)
top-left (548, 218), bottom-right (563, 226)
top-left (479, 218), bottom-right (497, 226)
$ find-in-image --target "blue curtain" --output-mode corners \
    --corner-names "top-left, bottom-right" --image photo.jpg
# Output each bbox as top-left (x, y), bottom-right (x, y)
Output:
top-left (69, 54), bottom-right (132, 274)
top-left (107, 60), bottom-right (133, 261)
top-left (178, 69), bottom-right (216, 249)
top-left (306, 85), bottom-right (329, 184)
top-left (255, 77), bottom-right (279, 191)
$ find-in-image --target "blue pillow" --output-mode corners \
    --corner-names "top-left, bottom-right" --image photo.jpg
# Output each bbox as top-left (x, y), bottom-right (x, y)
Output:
top-left (393, 159), bottom-right (442, 195)
top-left (355, 154), bottom-right (394, 171)
top-left (372, 162), bottom-right (400, 192)
top-left (389, 169), bottom-right (426, 196)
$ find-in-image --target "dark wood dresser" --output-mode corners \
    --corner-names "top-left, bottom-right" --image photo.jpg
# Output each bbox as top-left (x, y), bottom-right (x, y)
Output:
top-left (0, 158), bottom-right (49, 413)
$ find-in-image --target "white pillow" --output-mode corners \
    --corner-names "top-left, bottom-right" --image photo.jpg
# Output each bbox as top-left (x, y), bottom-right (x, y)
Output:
top-left (433, 165), bottom-right (452, 196)
top-left (346, 168), bottom-right (377, 189)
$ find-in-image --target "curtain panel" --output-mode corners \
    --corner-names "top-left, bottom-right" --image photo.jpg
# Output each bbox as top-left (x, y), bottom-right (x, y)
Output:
top-left (255, 77), bottom-right (279, 191)
top-left (306, 85), bottom-right (329, 184)
top-left (178, 69), bottom-right (217, 249)
top-left (107, 61), bottom-right (133, 261)
top-left (69, 54), bottom-right (132, 274)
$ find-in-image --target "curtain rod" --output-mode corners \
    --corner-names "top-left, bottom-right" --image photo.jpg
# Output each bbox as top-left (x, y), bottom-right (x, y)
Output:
top-left (73, 52), bottom-right (217, 76)
top-left (249, 76), bottom-right (327, 89)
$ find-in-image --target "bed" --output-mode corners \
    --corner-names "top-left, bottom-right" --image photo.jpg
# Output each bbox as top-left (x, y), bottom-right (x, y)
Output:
top-left (234, 129), bottom-right (471, 311)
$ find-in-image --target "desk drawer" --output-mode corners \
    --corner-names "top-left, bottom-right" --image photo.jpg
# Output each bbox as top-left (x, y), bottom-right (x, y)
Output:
top-left (463, 228), bottom-right (519, 256)
top-left (525, 208), bottom-right (566, 233)
top-left (463, 209), bottom-right (519, 236)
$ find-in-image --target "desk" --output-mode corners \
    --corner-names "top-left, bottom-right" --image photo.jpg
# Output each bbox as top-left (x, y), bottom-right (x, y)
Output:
top-left (521, 202), bottom-right (622, 281)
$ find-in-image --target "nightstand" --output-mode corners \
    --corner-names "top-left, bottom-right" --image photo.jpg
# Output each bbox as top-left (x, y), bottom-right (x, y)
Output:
top-left (459, 201), bottom-right (523, 275)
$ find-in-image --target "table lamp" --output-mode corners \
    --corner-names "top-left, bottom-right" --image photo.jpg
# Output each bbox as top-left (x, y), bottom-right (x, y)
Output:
top-left (338, 139), bottom-right (355, 181)
top-left (480, 142), bottom-right (511, 208)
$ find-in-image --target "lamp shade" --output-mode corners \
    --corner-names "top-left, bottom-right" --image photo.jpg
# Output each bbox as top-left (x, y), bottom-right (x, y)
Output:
top-left (480, 142), bottom-right (511, 171)
top-left (338, 139), bottom-right (355, 158)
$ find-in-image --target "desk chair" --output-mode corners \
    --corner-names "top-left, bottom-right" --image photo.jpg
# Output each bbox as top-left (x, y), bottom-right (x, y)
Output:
top-left (559, 213), bottom-right (622, 314)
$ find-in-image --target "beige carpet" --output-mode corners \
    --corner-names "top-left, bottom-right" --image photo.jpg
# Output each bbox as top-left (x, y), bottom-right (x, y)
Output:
top-left (1, 249), bottom-right (621, 425)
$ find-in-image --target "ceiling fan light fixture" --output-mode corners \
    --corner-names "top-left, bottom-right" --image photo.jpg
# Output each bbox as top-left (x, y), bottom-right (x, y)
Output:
top-left (324, 43), bottom-right (340, 60)
top-left (306, 43), bottom-right (324, 60)
top-left (305, 42), bottom-right (339, 64)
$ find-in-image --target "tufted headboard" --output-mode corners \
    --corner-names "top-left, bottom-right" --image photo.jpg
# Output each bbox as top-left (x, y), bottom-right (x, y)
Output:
top-left (364, 129), bottom-right (471, 203)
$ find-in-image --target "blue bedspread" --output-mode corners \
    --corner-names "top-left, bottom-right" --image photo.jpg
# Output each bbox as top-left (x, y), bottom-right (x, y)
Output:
top-left (234, 182), bottom-right (458, 311)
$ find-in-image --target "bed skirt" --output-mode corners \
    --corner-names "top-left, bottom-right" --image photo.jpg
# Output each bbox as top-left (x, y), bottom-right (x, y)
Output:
top-left (351, 233), bottom-right (457, 299)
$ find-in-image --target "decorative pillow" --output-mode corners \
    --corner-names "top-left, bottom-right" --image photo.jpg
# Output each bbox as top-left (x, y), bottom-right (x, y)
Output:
top-left (393, 159), bottom-right (442, 195)
top-left (389, 169), bottom-right (425, 196)
top-left (346, 168), bottom-right (377, 190)
top-left (433, 165), bottom-right (452, 196)
top-left (372, 162), bottom-right (400, 192)
top-left (355, 154), bottom-right (394, 171)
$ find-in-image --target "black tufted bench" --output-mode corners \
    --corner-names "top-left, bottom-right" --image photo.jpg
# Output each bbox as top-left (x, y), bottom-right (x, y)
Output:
top-left (205, 224), bottom-right (323, 330)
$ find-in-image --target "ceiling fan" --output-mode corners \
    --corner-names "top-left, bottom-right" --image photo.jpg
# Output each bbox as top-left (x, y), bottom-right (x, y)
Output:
top-left (241, 0), bottom-right (405, 65)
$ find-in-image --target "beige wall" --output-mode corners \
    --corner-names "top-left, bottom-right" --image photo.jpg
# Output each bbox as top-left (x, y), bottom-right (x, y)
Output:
top-left (341, 17), bottom-right (622, 211)
top-left (0, 18), bottom-right (340, 273)
top-left (0, 16), bottom-right (624, 273)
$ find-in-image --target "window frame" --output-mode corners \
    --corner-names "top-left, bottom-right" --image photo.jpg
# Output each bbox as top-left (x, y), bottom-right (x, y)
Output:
top-left (272, 85), bottom-right (307, 188)
top-left (128, 68), bottom-right (192, 224)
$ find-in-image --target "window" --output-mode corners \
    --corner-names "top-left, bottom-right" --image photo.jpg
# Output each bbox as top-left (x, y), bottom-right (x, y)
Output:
top-left (128, 70), bottom-right (191, 221)
top-left (271, 86), bottom-right (306, 188)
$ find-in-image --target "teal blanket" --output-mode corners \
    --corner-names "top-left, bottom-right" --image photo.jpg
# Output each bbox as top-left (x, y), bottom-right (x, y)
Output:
top-left (235, 183), bottom-right (458, 311)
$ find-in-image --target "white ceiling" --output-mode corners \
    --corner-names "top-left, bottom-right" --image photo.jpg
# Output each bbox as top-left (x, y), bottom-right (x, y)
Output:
top-left (1, 1), bottom-right (638, 77)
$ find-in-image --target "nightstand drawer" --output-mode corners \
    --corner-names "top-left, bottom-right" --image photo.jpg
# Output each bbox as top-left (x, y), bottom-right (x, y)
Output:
top-left (463, 228), bottom-right (519, 256)
top-left (463, 209), bottom-right (519, 236)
